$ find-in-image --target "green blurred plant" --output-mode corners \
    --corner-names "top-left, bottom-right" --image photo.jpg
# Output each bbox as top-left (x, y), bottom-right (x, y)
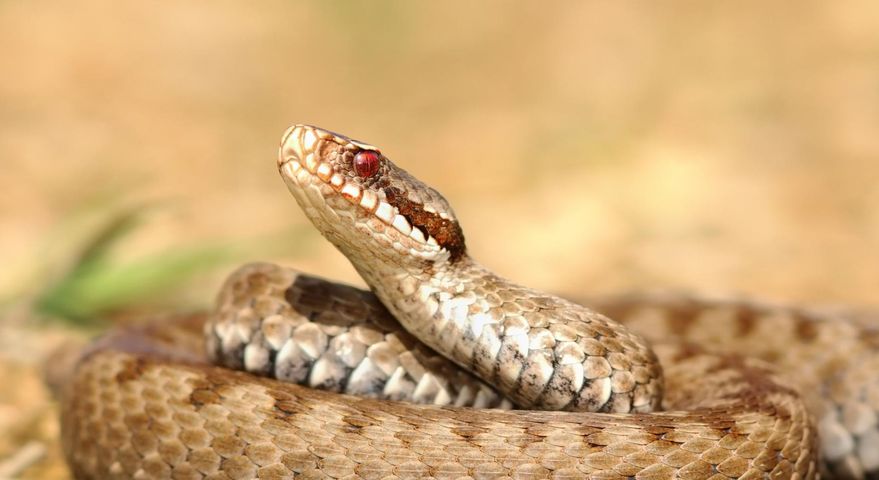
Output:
top-left (0, 188), bottom-right (319, 329)
top-left (31, 205), bottom-right (238, 327)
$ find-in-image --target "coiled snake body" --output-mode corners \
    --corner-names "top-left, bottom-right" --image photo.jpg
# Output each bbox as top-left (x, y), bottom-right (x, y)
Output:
top-left (57, 125), bottom-right (879, 479)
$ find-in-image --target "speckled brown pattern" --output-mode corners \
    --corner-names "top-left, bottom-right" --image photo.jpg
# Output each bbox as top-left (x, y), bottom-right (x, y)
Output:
top-left (60, 315), bottom-right (817, 479)
top-left (207, 263), bottom-right (879, 478)
top-left (589, 293), bottom-right (879, 479)
top-left (206, 263), bottom-right (510, 409)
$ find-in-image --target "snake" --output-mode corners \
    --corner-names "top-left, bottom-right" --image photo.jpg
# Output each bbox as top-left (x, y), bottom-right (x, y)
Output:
top-left (54, 124), bottom-right (879, 479)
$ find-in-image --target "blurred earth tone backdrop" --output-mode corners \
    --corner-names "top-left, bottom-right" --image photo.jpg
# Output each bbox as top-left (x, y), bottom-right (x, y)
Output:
top-left (1, 1), bottom-right (878, 478)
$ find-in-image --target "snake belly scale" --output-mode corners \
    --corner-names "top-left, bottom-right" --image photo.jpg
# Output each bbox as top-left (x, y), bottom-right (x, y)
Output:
top-left (55, 125), bottom-right (879, 479)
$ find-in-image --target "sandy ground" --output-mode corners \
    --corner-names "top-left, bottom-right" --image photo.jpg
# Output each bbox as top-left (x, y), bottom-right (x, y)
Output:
top-left (1, 1), bottom-right (878, 477)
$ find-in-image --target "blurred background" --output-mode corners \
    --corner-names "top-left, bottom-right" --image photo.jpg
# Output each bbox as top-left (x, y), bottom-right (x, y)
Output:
top-left (1, 1), bottom-right (877, 477)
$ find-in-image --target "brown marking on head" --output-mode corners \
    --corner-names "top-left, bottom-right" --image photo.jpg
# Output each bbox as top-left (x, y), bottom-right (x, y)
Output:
top-left (384, 187), bottom-right (466, 261)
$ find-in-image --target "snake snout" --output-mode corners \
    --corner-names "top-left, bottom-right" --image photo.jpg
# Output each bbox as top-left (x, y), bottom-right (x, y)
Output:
top-left (278, 125), bottom-right (306, 167)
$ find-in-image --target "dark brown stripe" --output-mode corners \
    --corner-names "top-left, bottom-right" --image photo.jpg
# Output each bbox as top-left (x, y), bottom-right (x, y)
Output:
top-left (384, 187), bottom-right (466, 261)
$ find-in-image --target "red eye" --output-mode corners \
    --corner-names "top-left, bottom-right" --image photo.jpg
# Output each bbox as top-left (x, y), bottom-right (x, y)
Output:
top-left (353, 150), bottom-right (381, 178)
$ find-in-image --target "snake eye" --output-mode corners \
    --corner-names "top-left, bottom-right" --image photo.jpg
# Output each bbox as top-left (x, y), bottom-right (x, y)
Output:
top-left (353, 150), bottom-right (381, 178)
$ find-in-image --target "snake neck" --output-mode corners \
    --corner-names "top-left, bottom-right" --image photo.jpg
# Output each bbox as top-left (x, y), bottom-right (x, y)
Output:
top-left (350, 253), bottom-right (664, 413)
top-left (354, 253), bottom-right (487, 339)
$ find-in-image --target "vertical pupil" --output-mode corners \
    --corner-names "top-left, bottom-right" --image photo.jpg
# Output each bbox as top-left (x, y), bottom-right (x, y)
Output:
top-left (354, 151), bottom-right (380, 178)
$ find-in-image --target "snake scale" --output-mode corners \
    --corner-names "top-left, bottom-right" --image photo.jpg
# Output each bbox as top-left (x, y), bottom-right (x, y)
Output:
top-left (56, 125), bottom-right (879, 479)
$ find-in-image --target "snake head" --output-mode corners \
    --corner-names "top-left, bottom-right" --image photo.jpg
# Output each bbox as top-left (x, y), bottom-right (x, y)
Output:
top-left (278, 125), bottom-right (466, 270)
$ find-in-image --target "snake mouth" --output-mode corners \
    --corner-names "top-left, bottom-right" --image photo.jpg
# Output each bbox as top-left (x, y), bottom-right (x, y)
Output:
top-left (278, 125), bottom-right (440, 247)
